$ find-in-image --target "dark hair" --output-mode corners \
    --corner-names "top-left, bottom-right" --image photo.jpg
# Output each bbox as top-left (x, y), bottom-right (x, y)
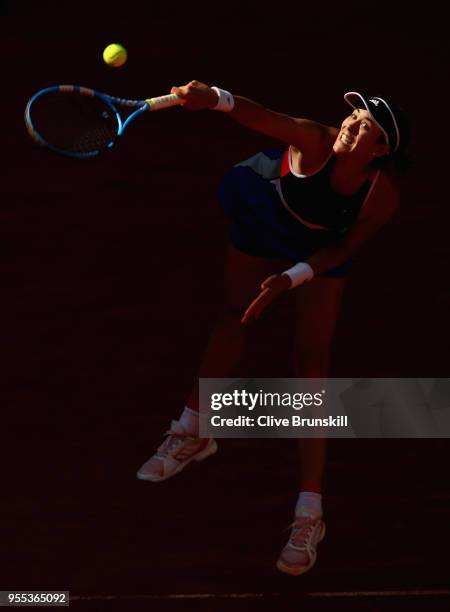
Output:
top-left (372, 105), bottom-right (413, 176)
top-left (372, 148), bottom-right (414, 175)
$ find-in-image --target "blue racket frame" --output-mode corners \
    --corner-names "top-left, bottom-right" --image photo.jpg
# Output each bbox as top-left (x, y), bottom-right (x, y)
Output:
top-left (25, 85), bottom-right (179, 159)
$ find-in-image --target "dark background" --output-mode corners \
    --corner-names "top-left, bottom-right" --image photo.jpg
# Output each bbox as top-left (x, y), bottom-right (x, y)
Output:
top-left (1, 1), bottom-right (449, 609)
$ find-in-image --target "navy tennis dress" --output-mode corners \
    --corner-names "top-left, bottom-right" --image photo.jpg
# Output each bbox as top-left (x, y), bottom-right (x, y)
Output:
top-left (217, 147), bottom-right (380, 278)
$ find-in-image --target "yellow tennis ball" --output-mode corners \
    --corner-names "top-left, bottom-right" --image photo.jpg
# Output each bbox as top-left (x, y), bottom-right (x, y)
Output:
top-left (103, 43), bottom-right (127, 68)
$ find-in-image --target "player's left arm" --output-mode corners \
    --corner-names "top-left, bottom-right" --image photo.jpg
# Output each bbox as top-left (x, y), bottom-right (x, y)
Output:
top-left (241, 174), bottom-right (400, 324)
top-left (304, 173), bottom-right (400, 275)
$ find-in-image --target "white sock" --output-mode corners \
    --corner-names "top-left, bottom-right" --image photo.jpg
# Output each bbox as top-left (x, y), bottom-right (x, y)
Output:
top-left (296, 491), bottom-right (323, 519)
top-left (178, 406), bottom-right (199, 436)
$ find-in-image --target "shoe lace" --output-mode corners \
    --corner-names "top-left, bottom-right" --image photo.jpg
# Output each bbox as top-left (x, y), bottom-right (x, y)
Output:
top-left (286, 516), bottom-right (316, 549)
top-left (157, 429), bottom-right (193, 458)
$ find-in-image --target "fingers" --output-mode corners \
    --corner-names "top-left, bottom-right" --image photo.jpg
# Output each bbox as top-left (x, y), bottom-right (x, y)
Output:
top-left (242, 301), bottom-right (265, 324)
top-left (260, 275), bottom-right (278, 289)
top-left (171, 81), bottom-right (197, 96)
top-left (170, 85), bottom-right (189, 105)
top-left (241, 276), bottom-right (291, 325)
top-left (261, 274), bottom-right (292, 292)
top-left (241, 289), bottom-right (271, 325)
top-left (241, 300), bottom-right (260, 325)
top-left (170, 81), bottom-right (201, 100)
top-left (170, 80), bottom-right (217, 110)
top-left (241, 308), bottom-right (257, 325)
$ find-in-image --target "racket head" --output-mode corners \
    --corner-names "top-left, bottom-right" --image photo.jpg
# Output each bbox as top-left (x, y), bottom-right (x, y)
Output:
top-left (24, 86), bottom-right (129, 158)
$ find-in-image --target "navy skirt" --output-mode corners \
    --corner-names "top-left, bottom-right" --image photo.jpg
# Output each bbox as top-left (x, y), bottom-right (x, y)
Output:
top-left (217, 165), bottom-right (352, 279)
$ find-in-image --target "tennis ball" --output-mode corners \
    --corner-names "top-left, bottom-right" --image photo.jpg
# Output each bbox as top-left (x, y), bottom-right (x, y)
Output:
top-left (103, 43), bottom-right (127, 68)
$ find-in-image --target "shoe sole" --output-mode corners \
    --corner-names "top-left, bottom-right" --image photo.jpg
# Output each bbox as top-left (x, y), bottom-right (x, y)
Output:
top-left (276, 522), bottom-right (326, 576)
top-left (136, 439), bottom-right (218, 482)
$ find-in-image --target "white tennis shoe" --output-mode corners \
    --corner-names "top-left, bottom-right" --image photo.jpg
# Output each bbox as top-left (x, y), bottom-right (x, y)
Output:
top-left (136, 420), bottom-right (217, 482)
top-left (276, 510), bottom-right (326, 576)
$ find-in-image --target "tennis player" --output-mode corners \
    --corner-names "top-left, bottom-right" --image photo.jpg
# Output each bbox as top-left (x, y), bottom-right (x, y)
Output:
top-left (136, 81), bottom-right (410, 576)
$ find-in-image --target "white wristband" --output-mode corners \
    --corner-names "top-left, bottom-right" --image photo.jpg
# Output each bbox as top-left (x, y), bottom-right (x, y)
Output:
top-left (210, 86), bottom-right (235, 112)
top-left (282, 262), bottom-right (314, 288)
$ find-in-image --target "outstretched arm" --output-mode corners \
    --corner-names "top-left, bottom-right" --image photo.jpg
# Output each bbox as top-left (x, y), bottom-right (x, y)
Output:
top-left (171, 80), bottom-right (334, 157)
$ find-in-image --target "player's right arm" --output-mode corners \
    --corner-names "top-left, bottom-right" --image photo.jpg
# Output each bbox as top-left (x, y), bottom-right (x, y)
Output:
top-left (171, 80), bottom-right (333, 157)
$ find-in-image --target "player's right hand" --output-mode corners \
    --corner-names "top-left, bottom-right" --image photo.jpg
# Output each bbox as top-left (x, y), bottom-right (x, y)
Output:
top-left (170, 80), bottom-right (219, 110)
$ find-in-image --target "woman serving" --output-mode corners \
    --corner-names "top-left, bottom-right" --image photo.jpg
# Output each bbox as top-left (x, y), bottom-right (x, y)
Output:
top-left (137, 80), bottom-right (410, 576)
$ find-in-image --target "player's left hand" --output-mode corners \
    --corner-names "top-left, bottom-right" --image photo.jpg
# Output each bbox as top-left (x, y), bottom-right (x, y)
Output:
top-left (241, 274), bottom-right (291, 324)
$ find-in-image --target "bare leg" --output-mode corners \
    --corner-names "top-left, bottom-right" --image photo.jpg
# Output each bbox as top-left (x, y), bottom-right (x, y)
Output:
top-left (137, 245), bottom-right (287, 481)
top-left (187, 244), bottom-right (288, 410)
top-left (276, 276), bottom-right (347, 575)
top-left (293, 276), bottom-right (347, 492)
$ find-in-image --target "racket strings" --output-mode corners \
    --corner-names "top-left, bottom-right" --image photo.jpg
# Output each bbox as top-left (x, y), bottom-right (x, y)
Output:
top-left (28, 91), bottom-right (119, 154)
top-left (75, 124), bottom-right (118, 153)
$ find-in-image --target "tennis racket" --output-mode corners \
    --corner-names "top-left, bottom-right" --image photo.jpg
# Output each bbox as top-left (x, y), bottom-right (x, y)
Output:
top-left (24, 85), bottom-right (182, 158)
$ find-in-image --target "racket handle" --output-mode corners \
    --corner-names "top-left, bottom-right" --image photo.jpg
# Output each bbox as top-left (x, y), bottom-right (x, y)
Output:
top-left (145, 93), bottom-right (182, 111)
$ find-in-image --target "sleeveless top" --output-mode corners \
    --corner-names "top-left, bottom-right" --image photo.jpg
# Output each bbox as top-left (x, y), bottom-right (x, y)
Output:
top-left (217, 146), bottom-right (380, 262)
